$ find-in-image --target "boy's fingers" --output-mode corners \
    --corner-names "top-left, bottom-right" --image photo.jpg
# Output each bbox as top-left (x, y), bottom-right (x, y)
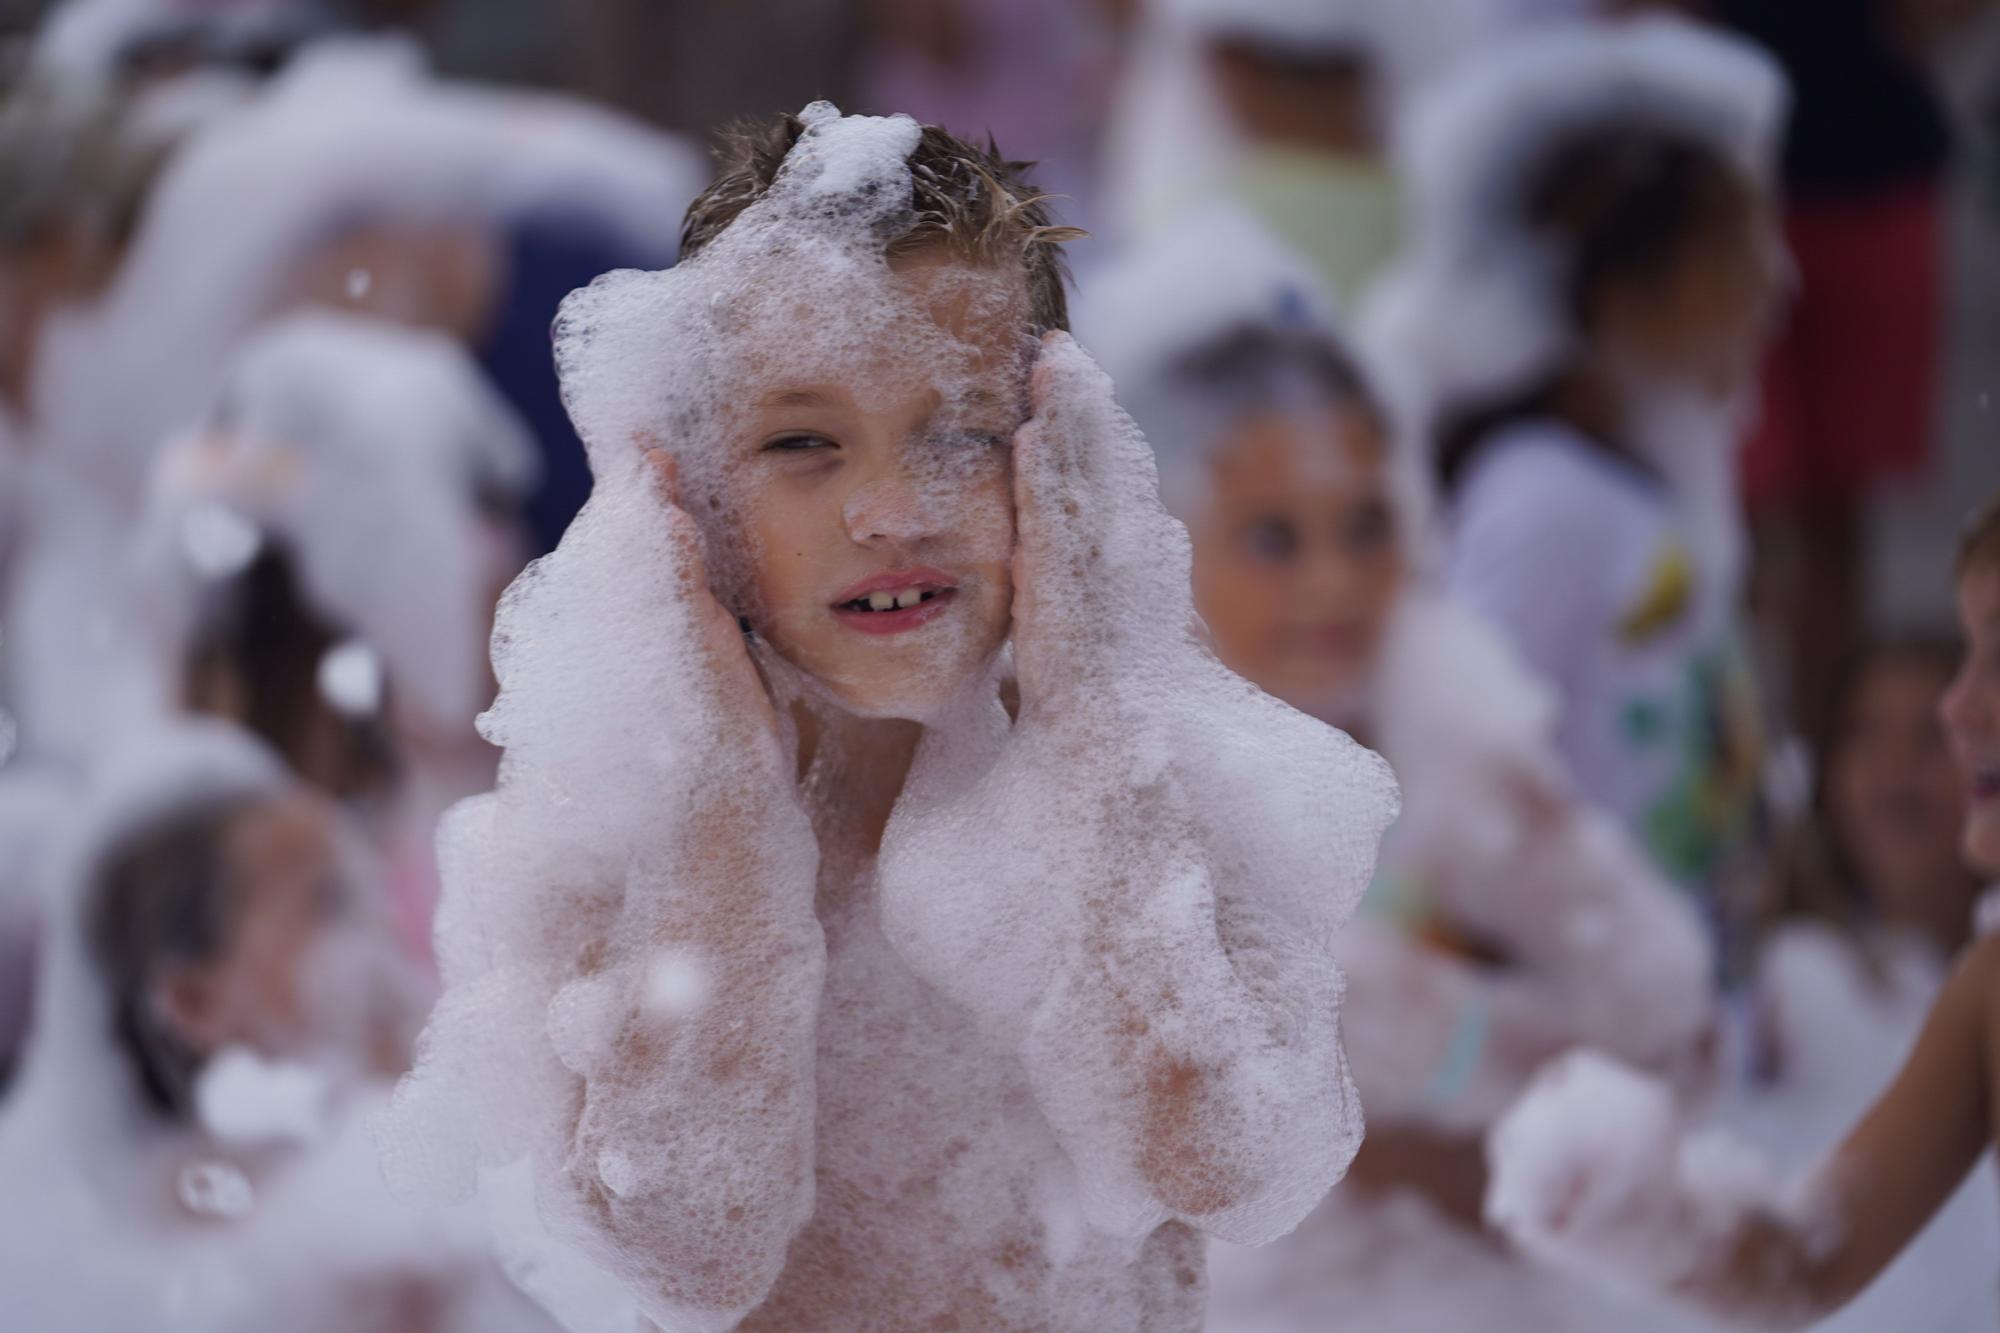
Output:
top-left (662, 503), bottom-right (767, 719)
top-left (641, 444), bottom-right (681, 510)
top-left (629, 441), bottom-right (779, 748)
top-left (1015, 333), bottom-right (1107, 541)
top-left (1026, 333), bottom-right (1091, 487)
top-left (660, 504), bottom-right (712, 607)
top-left (641, 446), bottom-right (710, 615)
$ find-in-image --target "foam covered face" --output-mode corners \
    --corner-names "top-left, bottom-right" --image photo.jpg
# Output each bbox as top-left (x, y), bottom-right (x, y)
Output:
top-left (1944, 563), bottom-right (2000, 874)
top-left (555, 108), bottom-right (1030, 720)
top-left (1186, 404), bottom-right (1402, 716)
top-left (716, 252), bottom-right (1026, 720)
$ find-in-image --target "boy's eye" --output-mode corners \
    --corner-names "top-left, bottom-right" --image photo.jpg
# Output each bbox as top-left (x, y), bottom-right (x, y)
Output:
top-left (763, 433), bottom-right (837, 454)
top-left (1240, 516), bottom-right (1299, 564)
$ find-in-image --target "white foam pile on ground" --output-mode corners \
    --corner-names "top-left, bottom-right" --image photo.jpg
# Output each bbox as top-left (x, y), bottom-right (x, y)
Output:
top-left (1485, 1051), bottom-right (1811, 1311)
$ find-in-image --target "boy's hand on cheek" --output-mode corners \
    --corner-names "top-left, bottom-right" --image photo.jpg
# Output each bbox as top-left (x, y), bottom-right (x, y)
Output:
top-left (888, 342), bottom-right (1394, 1243)
top-left (642, 447), bottom-right (782, 758)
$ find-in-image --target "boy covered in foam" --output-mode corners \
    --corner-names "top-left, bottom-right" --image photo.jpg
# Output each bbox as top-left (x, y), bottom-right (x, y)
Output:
top-left (381, 105), bottom-right (1398, 1331)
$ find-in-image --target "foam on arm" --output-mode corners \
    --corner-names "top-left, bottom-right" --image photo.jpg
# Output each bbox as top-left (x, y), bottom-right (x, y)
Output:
top-left (879, 334), bottom-right (1399, 1247)
top-left (1488, 938), bottom-right (1995, 1328)
top-left (380, 474), bottom-right (823, 1332)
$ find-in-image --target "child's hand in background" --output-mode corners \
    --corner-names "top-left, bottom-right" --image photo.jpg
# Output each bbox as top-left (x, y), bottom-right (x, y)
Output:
top-left (1484, 1050), bottom-right (1779, 1299)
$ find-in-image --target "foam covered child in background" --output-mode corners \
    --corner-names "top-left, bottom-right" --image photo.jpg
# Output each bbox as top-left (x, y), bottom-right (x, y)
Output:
top-left (0, 722), bottom-right (545, 1332)
top-left (0, 74), bottom-right (159, 1092)
top-left (1102, 0), bottom-right (1487, 307)
top-left (381, 105), bottom-right (1399, 1332)
top-left (1365, 19), bottom-right (1789, 939)
top-left (1080, 202), bottom-right (1714, 1333)
top-left (0, 71), bottom-right (155, 634)
top-left (4, 34), bottom-right (701, 768)
top-left (1485, 494), bottom-right (2000, 1329)
top-left (139, 311), bottom-right (539, 963)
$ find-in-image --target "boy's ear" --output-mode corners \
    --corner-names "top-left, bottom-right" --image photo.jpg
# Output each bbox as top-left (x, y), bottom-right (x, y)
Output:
top-left (151, 965), bottom-right (228, 1056)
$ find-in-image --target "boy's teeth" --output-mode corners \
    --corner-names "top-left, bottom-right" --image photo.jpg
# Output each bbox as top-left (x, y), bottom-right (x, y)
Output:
top-left (855, 587), bottom-right (937, 612)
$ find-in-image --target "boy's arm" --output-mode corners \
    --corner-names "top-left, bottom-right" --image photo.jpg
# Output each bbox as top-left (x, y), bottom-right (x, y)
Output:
top-left (554, 784), bottom-right (822, 1329)
top-left (385, 467), bottom-right (822, 1333)
top-left (547, 473), bottom-right (825, 1330)
top-left (1488, 935), bottom-right (1996, 1327)
top-left (1017, 770), bottom-right (1366, 1245)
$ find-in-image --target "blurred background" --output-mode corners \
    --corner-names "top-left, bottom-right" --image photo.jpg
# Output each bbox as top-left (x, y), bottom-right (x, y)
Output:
top-left (0, 0), bottom-right (1996, 1330)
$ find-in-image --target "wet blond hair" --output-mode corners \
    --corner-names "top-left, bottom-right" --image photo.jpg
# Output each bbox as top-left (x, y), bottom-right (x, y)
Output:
top-left (681, 112), bottom-right (1084, 335)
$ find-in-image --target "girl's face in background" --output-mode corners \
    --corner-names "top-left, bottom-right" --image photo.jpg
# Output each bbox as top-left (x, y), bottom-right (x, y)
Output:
top-left (1944, 562), bottom-right (2000, 875)
top-left (155, 795), bottom-right (356, 1065)
top-left (1187, 403), bottom-right (1404, 718)
top-left (723, 254), bottom-right (1023, 722)
top-left (1594, 182), bottom-right (1784, 401)
top-left (1830, 652), bottom-right (1971, 908)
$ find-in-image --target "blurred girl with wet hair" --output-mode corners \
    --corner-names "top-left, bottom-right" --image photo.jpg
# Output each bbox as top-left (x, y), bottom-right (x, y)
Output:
top-left (1366, 19), bottom-right (1789, 941)
top-left (142, 311), bottom-right (539, 963)
top-left (0, 723), bottom-right (546, 1332)
top-left (1083, 202), bottom-right (1714, 1331)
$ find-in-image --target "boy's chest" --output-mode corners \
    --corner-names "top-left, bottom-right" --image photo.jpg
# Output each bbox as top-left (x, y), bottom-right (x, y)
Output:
top-left (766, 876), bottom-right (1207, 1332)
top-left (811, 887), bottom-right (1038, 1165)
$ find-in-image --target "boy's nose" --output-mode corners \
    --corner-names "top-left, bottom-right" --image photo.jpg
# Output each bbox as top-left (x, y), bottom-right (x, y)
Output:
top-left (843, 474), bottom-right (937, 545)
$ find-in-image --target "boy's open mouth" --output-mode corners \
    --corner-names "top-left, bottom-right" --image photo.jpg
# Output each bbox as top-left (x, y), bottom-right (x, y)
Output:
top-left (830, 569), bottom-right (959, 636)
top-left (839, 586), bottom-right (947, 613)
top-left (1970, 764), bottom-right (2000, 806)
